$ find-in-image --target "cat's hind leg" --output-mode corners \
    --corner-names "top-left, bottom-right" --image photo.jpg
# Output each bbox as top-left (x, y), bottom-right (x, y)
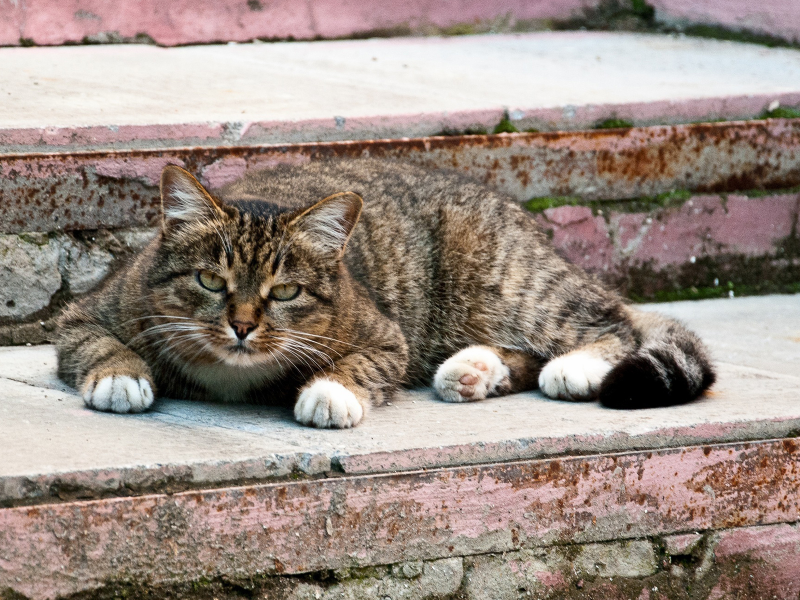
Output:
top-left (433, 346), bottom-right (543, 402)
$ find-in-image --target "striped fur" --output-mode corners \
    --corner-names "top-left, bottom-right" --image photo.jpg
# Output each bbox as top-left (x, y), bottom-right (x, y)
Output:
top-left (56, 160), bottom-right (715, 426)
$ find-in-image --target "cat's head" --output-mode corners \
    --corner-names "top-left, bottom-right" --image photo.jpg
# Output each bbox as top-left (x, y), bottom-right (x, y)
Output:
top-left (144, 165), bottom-right (362, 370)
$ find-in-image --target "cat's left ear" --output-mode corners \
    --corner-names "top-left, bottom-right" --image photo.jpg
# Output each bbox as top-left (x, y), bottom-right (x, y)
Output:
top-left (160, 165), bottom-right (225, 231)
top-left (288, 192), bottom-right (363, 255)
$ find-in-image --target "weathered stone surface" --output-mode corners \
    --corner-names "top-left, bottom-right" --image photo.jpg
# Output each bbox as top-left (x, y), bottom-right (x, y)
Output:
top-left (0, 0), bottom-right (587, 47)
top-left (463, 548), bottom-right (569, 599)
top-left (663, 532), bottom-right (703, 556)
top-left (57, 228), bottom-right (155, 295)
top-left (58, 235), bottom-right (116, 295)
top-left (0, 234), bottom-right (61, 319)
top-left (652, 0), bottom-right (800, 45)
top-left (286, 558), bottom-right (463, 600)
top-left (0, 228), bottom-right (156, 329)
top-left (1, 524), bottom-right (795, 599)
top-left (113, 227), bottom-right (157, 251)
top-left (574, 540), bottom-right (658, 579)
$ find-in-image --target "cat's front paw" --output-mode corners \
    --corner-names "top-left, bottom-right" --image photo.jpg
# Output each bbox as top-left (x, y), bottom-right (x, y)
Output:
top-left (294, 379), bottom-right (364, 428)
top-left (434, 346), bottom-right (510, 402)
top-left (538, 352), bottom-right (612, 401)
top-left (83, 375), bottom-right (155, 413)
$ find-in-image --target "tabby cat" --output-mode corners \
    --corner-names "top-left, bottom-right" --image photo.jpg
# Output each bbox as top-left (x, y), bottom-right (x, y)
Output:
top-left (56, 160), bottom-right (715, 428)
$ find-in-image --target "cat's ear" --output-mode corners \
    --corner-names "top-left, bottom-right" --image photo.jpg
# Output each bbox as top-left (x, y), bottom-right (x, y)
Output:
top-left (160, 166), bottom-right (225, 230)
top-left (288, 192), bottom-right (363, 255)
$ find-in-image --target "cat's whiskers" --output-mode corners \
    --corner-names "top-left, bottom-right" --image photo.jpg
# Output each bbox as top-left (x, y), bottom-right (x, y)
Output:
top-left (150, 331), bottom-right (209, 354)
top-left (275, 328), bottom-right (361, 351)
top-left (121, 314), bottom-right (197, 326)
top-left (277, 343), bottom-right (318, 373)
top-left (279, 333), bottom-right (345, 357)
top-left (130, 323), bottom-right (208, 346)
top-left (271, 332), bottom-right (337, 369)
top-left (259, 343), bottom-right (306, 379)
top-left (277, 337), bottom-right (333, 372)
top-left (277, 335), bottom-right (336, 366)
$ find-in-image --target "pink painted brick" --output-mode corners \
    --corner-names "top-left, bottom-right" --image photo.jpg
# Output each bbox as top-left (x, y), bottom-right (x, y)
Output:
top-left (709, 523), bottom-right (800, 599)
top-left (627, 194), bottom-right (800, 268)
top-left (0, 0), bottom-right (588, 47)
top-left (652, 0), bottom-right (800, 44)
top-left (537, 207), bottom-right (615, 272)
top-left (715, 194), bottom-right (800, 254)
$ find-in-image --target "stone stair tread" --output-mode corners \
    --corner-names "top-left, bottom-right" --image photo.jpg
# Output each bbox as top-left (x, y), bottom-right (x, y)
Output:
top-left (1, 294), bottom-right (798, 505)
top-left (2, 32), bottom-right (800, 151)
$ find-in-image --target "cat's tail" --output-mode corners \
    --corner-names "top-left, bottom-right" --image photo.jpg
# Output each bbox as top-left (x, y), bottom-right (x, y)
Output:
top-left (598, 309), bottom-right (716, 409)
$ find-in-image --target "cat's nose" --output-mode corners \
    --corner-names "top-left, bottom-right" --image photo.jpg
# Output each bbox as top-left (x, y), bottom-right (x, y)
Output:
top-left (230, 320), bottom-right (257, 340)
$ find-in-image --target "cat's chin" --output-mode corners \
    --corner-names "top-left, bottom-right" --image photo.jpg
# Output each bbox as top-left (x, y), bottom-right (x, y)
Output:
top-left (216, 346), bottom-right (275, 368)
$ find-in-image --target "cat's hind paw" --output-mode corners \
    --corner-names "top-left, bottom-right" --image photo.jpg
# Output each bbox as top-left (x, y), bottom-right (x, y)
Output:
top-left (434, 346), bottom-right (510, 403)
top-left (83, 375), bottom-right (155, 413)
top-left (538, 352), bottom-right (612, 401)
top-left (295, 379), bottom-right (364, 428)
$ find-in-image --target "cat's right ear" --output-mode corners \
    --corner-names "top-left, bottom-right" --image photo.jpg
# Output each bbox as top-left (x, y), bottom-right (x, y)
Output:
top-left (160, 166), bottom-right (225, 231)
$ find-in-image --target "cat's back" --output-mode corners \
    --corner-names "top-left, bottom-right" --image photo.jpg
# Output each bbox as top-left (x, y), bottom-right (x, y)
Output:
top-left (216, 158), bottom-right (521, 221)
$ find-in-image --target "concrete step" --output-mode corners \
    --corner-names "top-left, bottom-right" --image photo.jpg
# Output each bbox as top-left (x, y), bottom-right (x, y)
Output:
top-left (1, 0), bottom-right (798, 47)
top-left (1, 294), bottom-right (799, 598)
top-left (2, 32), bottom-right (800, 152)
top-left (1, 32), bottom-right (799, 345)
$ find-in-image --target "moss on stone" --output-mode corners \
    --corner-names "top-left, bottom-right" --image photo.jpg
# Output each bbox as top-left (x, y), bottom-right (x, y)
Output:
top-left (441, 23), bottom-right (476, 36)
top-left (595, 118), bottom-right (634, 129)
top-left (683, 23), bottom-right (800, 50)
top-left (624, 250), bottom-right (800, 303)
top-left (524, 189), bottom-right (693, 215)
top-left (524, 196), bottom-right (583, 213)
top-left (493, 117), bottom-right (520, 134)
top-left (759, 105), bottom-right (800, 119)
top-left (552, 0), bottom-right (800, 50)
top-left (742, 184), bottom-right (800, 198)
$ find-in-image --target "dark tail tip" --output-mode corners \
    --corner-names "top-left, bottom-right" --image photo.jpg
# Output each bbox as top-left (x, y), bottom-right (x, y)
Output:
top-left (598, 350), bottom-right (716, 410)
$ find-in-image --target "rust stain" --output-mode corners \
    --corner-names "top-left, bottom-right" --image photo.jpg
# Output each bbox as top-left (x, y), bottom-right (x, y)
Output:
top-left (1, 120), bottom-right (799, 235)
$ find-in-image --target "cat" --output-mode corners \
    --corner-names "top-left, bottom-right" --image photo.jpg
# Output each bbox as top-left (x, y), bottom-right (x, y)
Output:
top-left (56, 159), bottom-right (715, 428)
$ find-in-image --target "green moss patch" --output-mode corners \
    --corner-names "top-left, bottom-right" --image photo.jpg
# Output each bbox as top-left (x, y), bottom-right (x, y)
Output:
top-left (524, 196), bottom-right (583, 212)
top-left (595, 118), bottom-right (634, 130)
top-left (493, 117), bottom-right (520, 134)
top-left (525, 189), bottom-right (693, 215)
top-left (759, 105), bottom-right (800, 120)
top-left (683, 23), bottom-right (800, 50)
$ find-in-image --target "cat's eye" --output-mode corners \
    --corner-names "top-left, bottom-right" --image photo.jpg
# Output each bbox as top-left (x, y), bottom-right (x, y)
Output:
top-left (269, 283), bottom-right (301, 301)
top-left (197, 270), bottom-right (226, 292)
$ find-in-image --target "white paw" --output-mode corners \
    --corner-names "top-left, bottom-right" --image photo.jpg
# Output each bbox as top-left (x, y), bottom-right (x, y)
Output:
top-left (538, 352), bottom-right (612, 401)
top-left (83, 376), bottom-right (154, 413)
top-left (294, 379), bottom-right (364, 429)
top-left (433, 346), bottom-right (510, 403)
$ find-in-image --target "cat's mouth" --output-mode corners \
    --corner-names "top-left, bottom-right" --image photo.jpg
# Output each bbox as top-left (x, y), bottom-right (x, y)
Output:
top-left (228, 342), bottom-right (254, 355)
